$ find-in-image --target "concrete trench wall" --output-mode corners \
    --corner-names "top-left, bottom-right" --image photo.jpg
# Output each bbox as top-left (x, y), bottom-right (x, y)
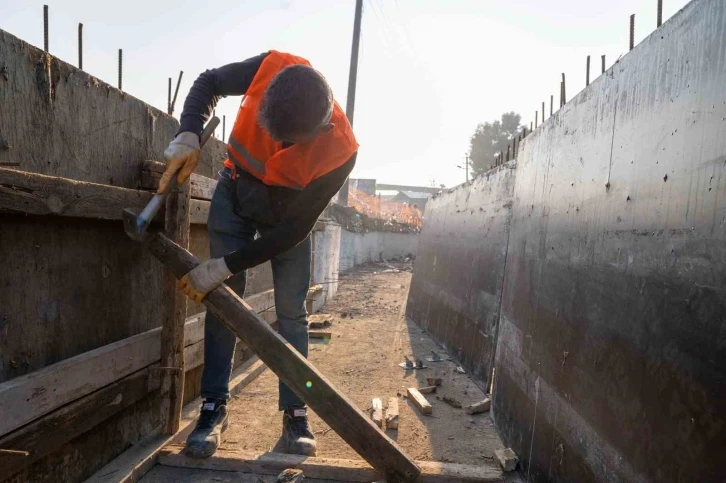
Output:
top-left (406, 0), bottom-right (726, 481)
top-left (339, 229), bottom-right (419, 272)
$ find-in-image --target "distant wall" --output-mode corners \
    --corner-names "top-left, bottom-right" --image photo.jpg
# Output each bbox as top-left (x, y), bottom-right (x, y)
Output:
top-left (406, 0), bottom-right (726, 481)
top-left (406, 164), bottom-right (515, 386)
top-left (339, 230), bottom-right (418, 272)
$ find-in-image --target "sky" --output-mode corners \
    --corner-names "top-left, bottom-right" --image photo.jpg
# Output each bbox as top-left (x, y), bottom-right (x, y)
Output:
top-left (2, 0), bottom-right (690, 188)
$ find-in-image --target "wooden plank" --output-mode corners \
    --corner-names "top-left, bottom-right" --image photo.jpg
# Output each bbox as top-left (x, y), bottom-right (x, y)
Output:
top-left (86, 357), bottom-right (267, 483)
top-left (146, 233), bottom-right (421, 483)
top-left (0, 167), bottom-right (154, 221)
top-left (465, 398), bottom-right (491, 415)
top-left (190, 199), bottom-right (210, 225)
top-left (371, 398), bottom-right (383, 428)
top-left (0, 328), bottom-right (160, 437)
top-left (0, 366), bottom-right (160, 480)
top-left (385, 397), bottom-right (399, 430)
top-left (157, 446), bottom-right (505, 483)
top-left (418, 386), bottom-right (438, 394)
top-left (140, 161), bottom-right (217, 200)
top-left (160, 180), bottom-right (191, 435)
top-left (407, 388), bottom-right (433, 415)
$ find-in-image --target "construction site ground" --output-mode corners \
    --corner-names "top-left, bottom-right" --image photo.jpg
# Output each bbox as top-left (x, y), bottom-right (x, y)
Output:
top-left (142, 260), bottom-right (511, 482)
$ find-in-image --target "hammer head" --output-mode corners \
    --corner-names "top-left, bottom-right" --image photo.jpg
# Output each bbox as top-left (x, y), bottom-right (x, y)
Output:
top-left (123, 208), bottom-right (150, 242)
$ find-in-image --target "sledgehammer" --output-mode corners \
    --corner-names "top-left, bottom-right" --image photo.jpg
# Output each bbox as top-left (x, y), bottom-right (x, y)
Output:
top-left (122, 116), bottom-right (220, 242)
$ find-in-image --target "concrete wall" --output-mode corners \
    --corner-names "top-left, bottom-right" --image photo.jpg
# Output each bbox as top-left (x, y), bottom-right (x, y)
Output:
top-left (406, 1), bottom-right (726, 481)
top-left (311, 220), bottom-right (342, 304)
top-left (406, 163), bottom-right (515, 387)
top-left (339, 229), bottom-right (418, 272)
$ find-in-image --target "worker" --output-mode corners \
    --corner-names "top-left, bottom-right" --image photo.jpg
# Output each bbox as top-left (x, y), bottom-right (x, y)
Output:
top-left (158, 51), bottom-right (358, 459)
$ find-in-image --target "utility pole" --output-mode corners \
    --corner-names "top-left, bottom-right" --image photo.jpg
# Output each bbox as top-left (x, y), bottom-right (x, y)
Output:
top-left (338, 0), bottom-right (363, 206)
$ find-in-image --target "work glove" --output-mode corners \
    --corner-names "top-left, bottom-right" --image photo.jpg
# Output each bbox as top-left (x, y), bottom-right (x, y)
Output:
top-left (177, 258), bottom-right (233, 303)
top-left (158, 132), bottom-right (200, 194)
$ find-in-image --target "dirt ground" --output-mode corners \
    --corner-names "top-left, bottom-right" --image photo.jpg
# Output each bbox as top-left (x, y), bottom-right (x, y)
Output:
top-left (143, 261), bottom-right (510, 482)
top-left (227, 261), bottom-right (503, 463)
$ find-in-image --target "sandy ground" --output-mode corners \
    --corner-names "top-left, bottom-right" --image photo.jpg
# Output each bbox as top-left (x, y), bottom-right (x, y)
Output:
top-left (143, 261), bottom-right (511, 481)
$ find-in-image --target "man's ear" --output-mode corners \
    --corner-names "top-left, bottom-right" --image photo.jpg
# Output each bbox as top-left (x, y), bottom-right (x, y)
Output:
top-left (321, 122), bottom-right (334, 133)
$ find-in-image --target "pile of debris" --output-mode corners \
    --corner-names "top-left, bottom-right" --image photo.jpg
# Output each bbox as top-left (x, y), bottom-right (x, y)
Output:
top-left (327, 199), bottom-right (421, 234)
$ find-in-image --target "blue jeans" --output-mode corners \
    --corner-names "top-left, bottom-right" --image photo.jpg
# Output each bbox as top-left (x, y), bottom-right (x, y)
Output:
top-left (201, 168), bottom-right (310, 410)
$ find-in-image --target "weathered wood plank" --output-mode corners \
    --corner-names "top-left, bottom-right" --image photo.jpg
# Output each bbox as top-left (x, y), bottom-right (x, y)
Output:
top-left (0, 366), bottom-right (159, 480)
top-left (0, 294), bottom-right (272, 439)
top-left (146, 233), bottom-right (421, 483)
top-left (140, 161), bottom-right (217, 200)
top-left (0, 328), bottom-right (160, 438)
top-left (0, 167), bottom-right (211, 225)
top-left (385, 397), bottom-right (399, 430)
top-left (160, 179), bottom-right (191, 435)
top-left (0, 167), bottom-right (154, 221)
top-left (407, 388), bottom-right (433, 415)
top-left (371, 398), bottom-right (383, 428)
top-left (86, 357), bottom-right (267, 483)
top-left (157, 446), bottom-right (505, 482)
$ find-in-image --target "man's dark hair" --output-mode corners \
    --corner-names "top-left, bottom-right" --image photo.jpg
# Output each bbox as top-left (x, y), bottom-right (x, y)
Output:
top-left (257, 64), bottom-right (334, 142)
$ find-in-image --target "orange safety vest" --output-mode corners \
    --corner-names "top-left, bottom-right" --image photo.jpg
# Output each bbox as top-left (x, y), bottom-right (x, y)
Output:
top-left (223, 51), bottom-right (358, 190)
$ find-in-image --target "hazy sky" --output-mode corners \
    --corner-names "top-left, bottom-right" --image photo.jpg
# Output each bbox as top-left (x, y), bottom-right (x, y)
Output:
top-left (3, 0), bottom-right (690, 188)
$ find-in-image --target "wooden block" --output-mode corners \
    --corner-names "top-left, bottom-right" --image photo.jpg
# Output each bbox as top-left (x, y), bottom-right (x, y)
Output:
top-left (309, 331), bottom-right (333, 339)
top-left (407, 388), bottom-right (433, 415)
top-left (494, 448), bottom-right (518, 472)
top-left (427, 377), bottom-right (442, 386)
top-left (385, 397), bottom-right (399, 430)
top-left (465, 398), bottom-right (491, 415)
top-left (147, 234), bottom-right (421, 483)
top-left (418, 386), bottom-right (437, 394)
top-left (277, 468), bottom-right (304, 483)
top-left (371, 398), bottom-right (383, 428)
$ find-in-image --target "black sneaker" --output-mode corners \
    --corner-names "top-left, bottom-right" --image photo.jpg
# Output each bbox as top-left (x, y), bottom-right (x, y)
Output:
top-left (282, 406), bottom-right (317, 456)
top-left (184, 399), bottom-right (229, 458)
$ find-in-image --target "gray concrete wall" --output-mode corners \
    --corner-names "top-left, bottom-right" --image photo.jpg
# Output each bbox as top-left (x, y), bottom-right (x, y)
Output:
top-left (339, 229), bottom-right (418, 272)
top-left (312, 220), bottom-right (342, 304)
top-left (406, 164), bottom-right (515, 387)
top-left (406, 0), bottom-right (726, 481)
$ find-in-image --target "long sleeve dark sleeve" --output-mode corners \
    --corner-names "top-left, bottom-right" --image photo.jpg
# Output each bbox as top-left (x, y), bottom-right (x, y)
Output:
top-left (223, 154), bottom-right (357, 273)
top-left (177, 52), bottom-right (269, 135)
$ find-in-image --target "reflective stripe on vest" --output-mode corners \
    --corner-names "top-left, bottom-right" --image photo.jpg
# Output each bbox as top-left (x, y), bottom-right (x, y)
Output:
top-left (228, 137), bottom-right (266, 176)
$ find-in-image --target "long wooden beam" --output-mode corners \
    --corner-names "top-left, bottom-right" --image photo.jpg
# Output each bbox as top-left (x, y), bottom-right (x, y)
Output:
top-left (157, 446), bottom-right (505, 483)
top-left (140, 161), bottom-right (217, 201)
top-left (0, 167), bottom-right (210, 224)
top-left (146, 233), bottom-right (421, 483)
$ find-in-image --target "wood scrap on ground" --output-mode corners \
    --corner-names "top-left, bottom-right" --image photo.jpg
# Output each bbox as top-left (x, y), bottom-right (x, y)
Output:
top-left (407, 388), bottom-right (433, 415)
top-left (309, 331), bottom-right (333, 340)
top-left (277, 468), bottom-right (304, 482)
top-left (371, 398), bottom-right (383, 428)
top-left (465, 398), bottom-right (491, 415)
top-left (385, 397), bottom-right (399, 430)
top-left (493, 448), bottom-right (518, 472)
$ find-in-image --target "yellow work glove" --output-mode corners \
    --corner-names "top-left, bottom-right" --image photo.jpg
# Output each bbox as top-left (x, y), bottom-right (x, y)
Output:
top-left (158, 131), bottom-right (201, 194)
top-left (177, 258), bottom-right (233, 303)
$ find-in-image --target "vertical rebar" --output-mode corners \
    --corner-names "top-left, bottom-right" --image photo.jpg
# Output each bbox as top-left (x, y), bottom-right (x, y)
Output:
top-left (513, 136), bottom-right (517, 158)
top-left (630, 14), bottom-right (635, 51)
top-left (535, 111), bottom-right (538, 128)
top-left (602, 55), bottom-right (606, 73)
top-left (118, 49), bottom-right (122, 89)
top-left (167, 77), bottom-right (172, 114)
top-left (586, 55), bottom-right (591, 86)
top-left (542, 101), bottom-right (545, 122)
top-left (43, 5), bottom-right (49, 52)
top-left (170, 71), bottom-right (184, 116)
top-left (530, 121), bottom-right (533, 132)
top-left (506, 144), bottom-right (510, 162)
top-left (550, 95), bottom-right (553, 116)
top-left (657, 0), bottom-right (663, 27)
top-left (78, 23), bottom-right (83, 69)
top-left (223, 115), bottom-right (226, 140)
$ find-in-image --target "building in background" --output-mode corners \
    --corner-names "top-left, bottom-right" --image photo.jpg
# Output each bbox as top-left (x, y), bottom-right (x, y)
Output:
top-left (391, 191), bottom-right (432, 211)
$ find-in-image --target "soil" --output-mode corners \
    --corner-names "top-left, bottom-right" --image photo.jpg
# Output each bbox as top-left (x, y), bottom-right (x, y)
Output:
top-left (220, 261), bottom-right (504, 464)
